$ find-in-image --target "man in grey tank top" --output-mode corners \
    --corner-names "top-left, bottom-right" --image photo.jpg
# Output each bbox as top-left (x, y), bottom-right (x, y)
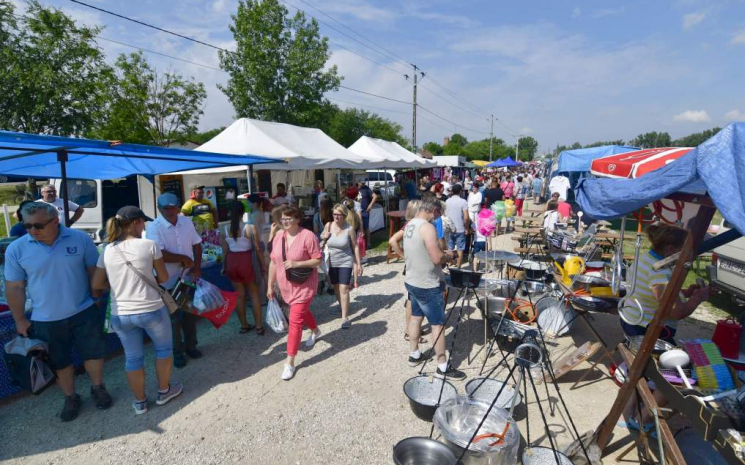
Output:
top-left (403, 197), bottom-right (466, 380)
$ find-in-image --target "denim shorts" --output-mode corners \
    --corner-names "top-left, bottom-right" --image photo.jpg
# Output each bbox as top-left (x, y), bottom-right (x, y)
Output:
top-left (111, 306), bottom-right (173, 371)
top-left (329, 266), bottom-right (353, 285)
top-left (620, 320), bottom-right (677, 345)
top-left (448, 232), bottom-right (467, 251)
top-left (405, 283), bottom-right (446, 325)
top-left (361, 211), bottom-right (370, 230)
top-left (31, 305), bottom-right (107, 370)
top-left (472, 241), bottom-right (486, 254)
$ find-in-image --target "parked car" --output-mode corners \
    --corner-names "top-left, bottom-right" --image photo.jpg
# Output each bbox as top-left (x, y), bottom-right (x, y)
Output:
top-left (708, 219), bottom-right (745, 306)
top-left (353, 170), bottom-right (397, 200)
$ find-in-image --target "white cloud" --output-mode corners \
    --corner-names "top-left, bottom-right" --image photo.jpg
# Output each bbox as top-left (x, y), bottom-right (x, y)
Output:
top-left (725, 109), bottom-right (745, 121)
top-left (732, 30), bottom-right (745, 45)
top-left (572, 7), bottom-right (581, 18)
top-left (311, 0), bottom-right (398, 22)
top-left (591, 7), bottom-right (625, 18)
top-left (212, 0), bottom-right (228, 13)
top-left (673, 110), bottom-right (711, 123)
top-left (683, 11), bottom-right (707, 30)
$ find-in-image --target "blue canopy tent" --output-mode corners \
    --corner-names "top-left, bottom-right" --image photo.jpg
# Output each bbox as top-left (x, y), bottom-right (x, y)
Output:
top-left (576, 123), bottom-right (745, 237)
top-left (487, 156), bottom-right (519, 168)
top-left (555, 145), bottom-right (638, 173)
top-left (0, 131), bottom-right (281, 225)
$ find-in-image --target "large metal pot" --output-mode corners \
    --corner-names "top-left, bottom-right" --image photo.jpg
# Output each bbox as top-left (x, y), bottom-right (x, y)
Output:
top-left (403, 375), bottom-right (458, 422)
top-left (433, 396), bottom-right (520, 465)
top-left (507, 260), bottom-right (549, 281)
top-left (465, 378), bottom-right (521, 409)
top-left (516, 281), bottom-right (548, 301)
top-left (393, 437), bottom-right (458, 465)
top-left (522, 446), bottom-right (574, 465)
top-left (488, 313), bottom-right (539, 353)
top-left (571, 274), bottom-right (610, 292)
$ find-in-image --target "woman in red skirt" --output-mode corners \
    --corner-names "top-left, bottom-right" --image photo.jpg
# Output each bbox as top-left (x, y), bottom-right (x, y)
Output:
top-left (220, 201), bottom-right (267, 334)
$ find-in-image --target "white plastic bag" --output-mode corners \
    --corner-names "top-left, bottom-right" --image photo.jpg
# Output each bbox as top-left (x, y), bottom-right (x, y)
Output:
top-left (266, 298), bottom-right (288, 333)
top-left (193, 279), bottom-right (225, 314)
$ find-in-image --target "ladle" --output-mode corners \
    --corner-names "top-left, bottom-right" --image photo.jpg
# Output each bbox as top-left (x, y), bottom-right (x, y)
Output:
top-left (659, 349), bottom-right (693, 389)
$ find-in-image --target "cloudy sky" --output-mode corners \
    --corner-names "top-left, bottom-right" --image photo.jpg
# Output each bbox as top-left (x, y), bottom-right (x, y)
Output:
top-left (13, 0), bottom-right (745, 152)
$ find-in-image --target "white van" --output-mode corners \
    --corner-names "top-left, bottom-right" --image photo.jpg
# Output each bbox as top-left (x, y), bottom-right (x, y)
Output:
top-left (708, 219), bottom-right (745, 305)
top-left (52, 176), bottom-right (156, 242)
top-left (353, 169), bottom-right (397, 199)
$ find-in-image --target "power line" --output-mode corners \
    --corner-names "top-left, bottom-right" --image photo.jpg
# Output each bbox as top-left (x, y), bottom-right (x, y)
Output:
top-left (417, 114), bottom-right (454, 133)
top-left (418, 83), bottom-right (487, 119)
top-left (327, 39), bottom-right (405, 76)
top-left (417, 104), bottom-right (490, 135)
top-left (424, 75), bottom-right (491, 116)
top-left (68, 0), bottom-right (229, 53)
top-left (279, 0), bottom-right (409, 72)
top-left (97, 36), bottom-right (224, 72)
top-left (327, 97), bottom-right (410, 115)
top-left (338, 85), bottom-right (411, 105)
top-left (292, 0), bottom-right (410, 68)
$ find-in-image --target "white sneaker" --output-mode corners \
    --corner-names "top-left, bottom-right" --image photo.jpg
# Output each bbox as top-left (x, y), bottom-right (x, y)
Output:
top-left (305, 329), bottom-right (322, 348)
top-left (281, 364), bottom-right (295, 380)
top-left (132, 399), bottom-right (148, 415)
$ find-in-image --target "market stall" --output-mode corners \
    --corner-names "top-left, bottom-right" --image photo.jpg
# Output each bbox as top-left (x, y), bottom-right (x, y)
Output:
top-left (551, 144), bottom-right (638, 202)
top-left (0, 130), bottom-right (279, 400)
top-left (575, 123), bottom-right (745, 463)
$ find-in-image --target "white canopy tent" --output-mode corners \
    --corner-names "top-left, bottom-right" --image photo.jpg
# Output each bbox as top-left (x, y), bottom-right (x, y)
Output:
top-left (348, 136), bottom-right (436, 168)
top-left (175, 118), bottom-right (368, 174)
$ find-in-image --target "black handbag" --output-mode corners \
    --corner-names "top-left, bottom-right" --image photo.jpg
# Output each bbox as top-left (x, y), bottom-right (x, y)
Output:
top-left (282, 235), bottom-right (313, 284)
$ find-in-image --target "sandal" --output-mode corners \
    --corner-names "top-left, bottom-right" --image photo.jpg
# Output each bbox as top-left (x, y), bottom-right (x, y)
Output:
top-left (239, 324), bottom-right (255, 334)
top-left (256, 327), bottom-right (266, 336)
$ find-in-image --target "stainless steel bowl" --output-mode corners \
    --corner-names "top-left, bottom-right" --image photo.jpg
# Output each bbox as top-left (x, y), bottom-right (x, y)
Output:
top-left (626, 335), bottom-right (675, 355)
top-left (516, 281), bottom-right (548, 300)
top-left (522, 446), bottom-right (574, 465)
top-left (403, 375), bottom-right (459, 422)
top-left (393, 437), bottom-right (458, 465)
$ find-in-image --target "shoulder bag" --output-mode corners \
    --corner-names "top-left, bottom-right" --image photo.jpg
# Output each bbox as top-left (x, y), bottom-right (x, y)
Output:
top-left (112, 244), bottom-right (180, 314)
top-left (282, 234), bottom-right (313, 284)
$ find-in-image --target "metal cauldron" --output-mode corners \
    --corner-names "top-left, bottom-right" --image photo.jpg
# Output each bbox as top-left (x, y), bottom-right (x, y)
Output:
top-left (522, 446), bottom-right (574, 465)
top-left (626, 335), bottom-right (675, 356)
top-left (507, 259), bottom-right (549, 281)
top-left (404, 375), bottom-right (458, 422)
top-left (516, 281), bottom-right (548, 301)
top-left (465, 378), bottom-right (521, 409)
top-left (393, 437), bottom-right (459, 465)
top-left (570, 274), bottom-right (611, 292)
top-left (488, 313), bottom-right (540, 353)
top-left (569, 295), bottom-right (612, 313)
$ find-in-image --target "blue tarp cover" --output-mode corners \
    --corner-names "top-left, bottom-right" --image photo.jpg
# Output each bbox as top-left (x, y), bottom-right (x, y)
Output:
top-left (487, 156), bottom-right (519, 168)
top-left (576, 123), bottom-right (745, 236)
top-left (556, 145), bottom-right (638, 173)
top-left (0, 131), bottom-right (279, 179)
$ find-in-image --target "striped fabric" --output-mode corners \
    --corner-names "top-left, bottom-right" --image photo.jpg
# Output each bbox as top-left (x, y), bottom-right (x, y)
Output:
top-left (622, 251), bottom-right (675, 327)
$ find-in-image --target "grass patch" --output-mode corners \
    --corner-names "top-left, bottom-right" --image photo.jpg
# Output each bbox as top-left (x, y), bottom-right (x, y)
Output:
top-left (0, 184), bottom-right (23, 206)
top-left (0, 213), bottom-right (18, 237)
top-left (370, 229), bottom-right (390, 253)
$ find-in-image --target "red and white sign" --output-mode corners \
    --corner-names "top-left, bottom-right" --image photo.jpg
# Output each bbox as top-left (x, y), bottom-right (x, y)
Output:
top-left (590, 147), bottom-right (694, 179)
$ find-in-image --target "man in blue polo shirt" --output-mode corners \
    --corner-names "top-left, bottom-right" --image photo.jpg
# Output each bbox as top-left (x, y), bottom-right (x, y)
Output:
top-left (5, 201), bottom-right (112, 422)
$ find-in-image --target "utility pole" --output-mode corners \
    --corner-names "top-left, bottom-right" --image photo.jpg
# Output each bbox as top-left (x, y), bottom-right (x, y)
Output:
top-left (489, 114), bottom-right (494, 161)
top-left (515, 135), bottom-right (520, 162)
top-left (412, 66), bottom-right (418, 153)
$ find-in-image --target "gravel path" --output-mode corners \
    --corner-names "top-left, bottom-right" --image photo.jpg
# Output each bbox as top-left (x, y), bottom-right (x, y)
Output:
top-left (0, 231), bottom-right (718, 464)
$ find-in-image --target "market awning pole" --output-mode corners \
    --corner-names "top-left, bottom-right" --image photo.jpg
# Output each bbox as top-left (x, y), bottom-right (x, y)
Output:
top-left (247, 165), bottom-right (254, 194)
top-left (57, 150), bottom-right (70, 227)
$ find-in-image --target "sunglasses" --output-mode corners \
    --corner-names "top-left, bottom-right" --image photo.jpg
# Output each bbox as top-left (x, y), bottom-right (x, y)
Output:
top-left (280, 217), bottom-right (296, 222)
top-left (332, 213), bottom-right (344, 217)
top-left (23, 217), bottom-right (56, 230)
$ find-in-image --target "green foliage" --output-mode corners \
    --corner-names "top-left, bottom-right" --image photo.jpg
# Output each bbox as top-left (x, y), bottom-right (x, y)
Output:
top-left (219, 0), bottom-right (341, 126)
top-left (0, 0), bottom-right (113, 136)
top-left (192, 127), bottom-right (226, 145)
top-left (422, 142), bottom-right (443, 155)
top-left (92, 52), bottom-right (207, 146)
top-left (325, 107), bottom-right (405, 147)
top-left (442, 133), bottom-right (468, 155)
top-left (672, 127), bottom-right (721, 147)
top-left (630, 131), bottom-right (672, 148)
top-left (584, 140), bottom-right (625, 148)
top-left (517, 136), bottom-right (538, 161)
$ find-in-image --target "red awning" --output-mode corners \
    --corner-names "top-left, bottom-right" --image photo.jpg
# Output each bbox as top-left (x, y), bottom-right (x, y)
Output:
top-left (590, 147), bottom-right (694, 179)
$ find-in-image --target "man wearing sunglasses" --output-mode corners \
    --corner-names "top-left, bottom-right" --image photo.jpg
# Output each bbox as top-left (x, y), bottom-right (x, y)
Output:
top-left (5, 202), bottom-right (111, 422)
top-left (37, 184), bottom-right (85, 225)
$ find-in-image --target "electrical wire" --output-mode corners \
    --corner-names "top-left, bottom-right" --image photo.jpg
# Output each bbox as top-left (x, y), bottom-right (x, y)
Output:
top-left (68, 0), bottom-right (229, 53)
top-left (338, 85), bottom-right (411, 105)
top-left (97, 36), bottom-right (224, 72)
top-left (327, 97), bottom-right (410, 115)
top-left (418, 83), bottom-right (487, 119)
top-left (417, 104), bottom-right (490, 135)
top-left (328, 39), bottom-right (405, 76)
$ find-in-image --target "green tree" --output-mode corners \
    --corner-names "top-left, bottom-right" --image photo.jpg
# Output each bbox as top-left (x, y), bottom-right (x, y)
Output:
top-left (422, 141), bottom-right (443, 155)
top-left (517, 136), bottom-right (538, 161)
top-left (630, 131), bottom-right (672, 148)
top-left (192, 127), bottom-right (227, 145)
top-left (0, 0), bottom-right (113, 136)
top-left (93, 52), bottom-right (207, 146)
top-left (219, 0), bottom-right (341, 126)
top-left (584, 139), bottom-right (625, 148)
top-left (325, 107), bottom-right (404, 147)
top-left (442, 133), bottom-right (468, 155)
top-left (673, 127), bottom-right (721, 147)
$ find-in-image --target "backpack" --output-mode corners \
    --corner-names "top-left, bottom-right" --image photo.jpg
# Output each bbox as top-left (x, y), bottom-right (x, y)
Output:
top-left (3, 337), bottom-right (55, 395)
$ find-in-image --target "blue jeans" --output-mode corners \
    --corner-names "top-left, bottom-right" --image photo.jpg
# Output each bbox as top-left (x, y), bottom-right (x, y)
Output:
top-left (111, 306), bottom-right (173, 371)
top-left (405, 283), bottom-right (446, 325)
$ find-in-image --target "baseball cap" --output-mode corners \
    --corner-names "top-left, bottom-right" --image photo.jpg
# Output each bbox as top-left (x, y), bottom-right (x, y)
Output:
top-left (115, 206), bottom-right (154, 222)
top-left (157, 192), bottom-right (179, 207)
top-left (193, 185), bottom-right (205, 190)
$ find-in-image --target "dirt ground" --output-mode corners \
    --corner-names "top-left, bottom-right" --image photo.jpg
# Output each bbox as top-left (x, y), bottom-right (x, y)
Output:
top-left (0, 214), bottom-right (724, 464)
